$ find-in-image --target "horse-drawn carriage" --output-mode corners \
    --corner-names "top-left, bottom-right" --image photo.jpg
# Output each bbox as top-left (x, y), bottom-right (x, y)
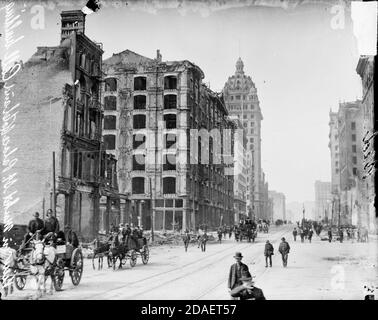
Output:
top-left (234, 219), bottom-right (257, 242)
top-left (0, 230), bottom-right (83, 299)
top-left (106, 232), bottom-right (149, 270)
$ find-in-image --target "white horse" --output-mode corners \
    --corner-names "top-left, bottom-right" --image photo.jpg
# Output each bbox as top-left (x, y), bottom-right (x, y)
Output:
top-left (29, 240), bottom-right (56, 299)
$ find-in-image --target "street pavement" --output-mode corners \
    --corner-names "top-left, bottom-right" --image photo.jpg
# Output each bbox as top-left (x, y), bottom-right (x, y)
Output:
top-left (4, 225), bottom-right (377, 300)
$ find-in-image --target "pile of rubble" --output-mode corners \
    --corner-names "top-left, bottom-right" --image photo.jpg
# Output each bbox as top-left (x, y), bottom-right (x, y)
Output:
top-left (145, 231), bottom-right (216, 247)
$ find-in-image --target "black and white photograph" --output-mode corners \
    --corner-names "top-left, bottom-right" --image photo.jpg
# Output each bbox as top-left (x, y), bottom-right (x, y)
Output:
top-left (0, 0), bottom-right (377, 303)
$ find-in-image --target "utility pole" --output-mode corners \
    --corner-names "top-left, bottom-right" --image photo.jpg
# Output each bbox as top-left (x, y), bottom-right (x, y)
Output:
top-left (150, 176), bottom-right (154, 242)
top-left (52, 151), bottom-right (56, 217)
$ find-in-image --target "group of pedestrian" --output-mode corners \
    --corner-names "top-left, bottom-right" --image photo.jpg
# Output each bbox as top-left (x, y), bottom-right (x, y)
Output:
top-left (21, 210), bottom-right (78, 249)
top-left (293, 226), bottom-right (313, 243)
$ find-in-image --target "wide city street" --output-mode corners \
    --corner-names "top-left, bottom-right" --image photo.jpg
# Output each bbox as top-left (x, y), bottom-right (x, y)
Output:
top-left (5, 225), bottom-right (377, 300)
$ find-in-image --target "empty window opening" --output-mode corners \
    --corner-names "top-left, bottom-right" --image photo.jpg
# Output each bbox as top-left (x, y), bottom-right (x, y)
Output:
top-left (164, 76), bottom-right (177, 90)
top-left (105, 78), bottom-right (117, 92)
top-left (132, 177), bottom-right (145, 194)
top-left (133, 155), bottom-right (145, 171)
top-left (134, 95), bottom-right (146, 109)
top-left (133, 114), bottom-right (146, 129)
top-left (104, 96), bottom-right (117, 110)
top-left (104, 115), bottom-right (116, 130)
top-left (164, 114), bottom-right (176, 129)
top-left (104, 135), bottom-right (116, 150)
top-left (164, 95), bottom-right (177, 109)
top-left (134, 77), bottom-right (146, 90)
top-left (163, 177), bottom-right (176, 194)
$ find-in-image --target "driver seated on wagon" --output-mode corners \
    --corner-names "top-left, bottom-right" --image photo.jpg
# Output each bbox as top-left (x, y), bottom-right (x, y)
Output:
top-left (20, 212), bottom-right (45, 249)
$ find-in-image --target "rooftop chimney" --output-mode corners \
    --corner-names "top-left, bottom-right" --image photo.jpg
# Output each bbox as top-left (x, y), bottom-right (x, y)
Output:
top-left (156, 49), bottom-right (162, 63)
top-left (60, 10), bottom-right (86, 42)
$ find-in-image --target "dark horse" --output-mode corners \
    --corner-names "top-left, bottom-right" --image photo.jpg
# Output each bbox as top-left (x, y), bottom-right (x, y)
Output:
top-left (108, 232), bottom-right (127, 270)
top-left (92, 235), bottom-right (111, 270)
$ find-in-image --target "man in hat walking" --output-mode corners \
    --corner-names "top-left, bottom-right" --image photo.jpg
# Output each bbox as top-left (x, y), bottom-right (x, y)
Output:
top-left (230, 271), bottom-right (266, 300)
top-left (264, 240), bottom-right (274, 267)
top-left (228, 252), bottom-right (250, 296)
top-left (278, 237), bottom-right (290, 267)
top-left (293, 228), bottom-right (298, 241)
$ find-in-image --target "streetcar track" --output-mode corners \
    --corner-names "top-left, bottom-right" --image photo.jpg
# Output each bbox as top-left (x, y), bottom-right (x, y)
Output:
top-left (82, 238), bottom-right (256, 300)
top-left (194, 228), bottom-right (291, 300)
top-left (100, 228), bottom-right (288, 300)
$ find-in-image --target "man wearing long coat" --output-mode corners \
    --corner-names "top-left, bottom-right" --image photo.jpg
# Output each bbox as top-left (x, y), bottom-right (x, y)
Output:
top-left (228, 252), bottom-right (250, 293)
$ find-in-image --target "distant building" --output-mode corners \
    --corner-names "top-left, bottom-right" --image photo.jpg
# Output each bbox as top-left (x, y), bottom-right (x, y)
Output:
top-left (314, 181), bottom-right (332, 222)
top-left (223, 58), bottom-right (265, 220)
top-left (268, 191), bottom-right (286, 222)
top-left (228, 115), bottom-right (249, 223)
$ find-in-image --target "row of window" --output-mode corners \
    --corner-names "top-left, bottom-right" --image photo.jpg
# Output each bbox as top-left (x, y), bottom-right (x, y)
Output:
top-left (104, 75), bottom-right (178, 92)
top-left (132, 176), bottom-right (176, 194)
top-left (229, 105), bottom-right (255, 111)
top-left (104, 94), bottom-right (178, 111)
top-left (132, 155), bottom-right (176, 171)
top-left (229, 95), bottom-right (256, 101)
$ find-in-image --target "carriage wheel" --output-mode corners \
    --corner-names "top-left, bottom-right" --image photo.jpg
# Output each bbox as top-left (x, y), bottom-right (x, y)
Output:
top-left (141, 246), bottom-right (149, 265)
top-left (70, 249), bottom-right (83, 286)
top-left (14, 275), bottom-right (26, 290)
top-left (53, 258), bottom-right (65, 291)
top-left (129, 250), bottom-right (137, 268)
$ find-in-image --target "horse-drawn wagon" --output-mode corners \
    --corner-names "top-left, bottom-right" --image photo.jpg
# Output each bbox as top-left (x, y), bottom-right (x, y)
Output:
top-left (107, 232), bottom-right (149, 270)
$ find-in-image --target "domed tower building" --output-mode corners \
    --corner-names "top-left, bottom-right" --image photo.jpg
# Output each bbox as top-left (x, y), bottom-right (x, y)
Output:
top-left (223, 58), bottom-right (263, 220)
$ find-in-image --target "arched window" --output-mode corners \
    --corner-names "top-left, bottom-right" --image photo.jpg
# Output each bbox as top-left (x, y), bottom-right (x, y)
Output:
top-left (105, 78), bottom-right (117, 91)
top-left (133, 114), bottom-right (146, 129)
top-left (104, 96), bottom-right (117, 110)
top-left (132, 177), bottom-right (145, 194)
top-left (163, 177), bottom-right (176, 194)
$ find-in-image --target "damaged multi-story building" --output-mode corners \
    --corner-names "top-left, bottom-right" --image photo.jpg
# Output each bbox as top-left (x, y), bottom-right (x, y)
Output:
top-left (102, 50), bottom-right (235, 231)
top-left (0, 10), bottom-right (120, 241)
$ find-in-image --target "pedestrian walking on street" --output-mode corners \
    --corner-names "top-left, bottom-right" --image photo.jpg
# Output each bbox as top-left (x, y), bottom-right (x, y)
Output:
top-left (278, 237), bottom-right (290, 268)
top-left (328, 229), bottom-right (332, 242)
top-left (308, 229), bottom-right (313, 243)
top-left (338, 229), bottom-right (344, 243)
top-left (230, 271), bottom-right (265, 300)
top-left (264, 240), bottom-right (274, 267)
top-left (293, 228), bottom-right (298, 242)
top-left (200, 232), bottom-right (208, 252)
top-left (183, 229), bottom-right (190, 252)
top-left (228, 252), bottom-right (250, 297)
top-left (300, 228), bottom-right (305, 243)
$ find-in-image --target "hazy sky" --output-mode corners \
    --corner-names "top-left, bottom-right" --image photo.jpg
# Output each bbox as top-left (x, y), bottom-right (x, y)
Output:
top-left (4, 1), bottom-right (362, 203)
